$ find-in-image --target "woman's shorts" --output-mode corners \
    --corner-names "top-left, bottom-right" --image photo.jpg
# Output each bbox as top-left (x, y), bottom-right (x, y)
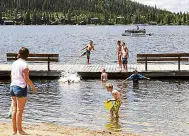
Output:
top-left (10, 86), bottom-right (27, 98)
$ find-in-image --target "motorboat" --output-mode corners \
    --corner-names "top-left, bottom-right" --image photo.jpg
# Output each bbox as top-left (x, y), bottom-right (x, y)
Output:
top-left (122, 29), bottom-right (146, 36)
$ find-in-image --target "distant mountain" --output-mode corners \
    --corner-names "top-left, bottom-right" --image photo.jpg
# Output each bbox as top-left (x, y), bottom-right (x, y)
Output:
top-left (0, 0), bottom-right (188, 25)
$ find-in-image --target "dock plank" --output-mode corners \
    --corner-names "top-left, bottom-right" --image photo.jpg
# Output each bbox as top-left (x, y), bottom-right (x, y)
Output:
top-left (82, 65), bottom-right (88, 72)
top-left (96, 64), bottom-right (100, 72)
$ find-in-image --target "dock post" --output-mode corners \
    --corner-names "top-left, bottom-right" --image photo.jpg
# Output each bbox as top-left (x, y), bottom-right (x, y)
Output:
top-left (178, 57), bottom-right (180, 71)
top-left (48, 56), bottom-right (50, 71)
top-left (145, 56), bottom-right (147, 71)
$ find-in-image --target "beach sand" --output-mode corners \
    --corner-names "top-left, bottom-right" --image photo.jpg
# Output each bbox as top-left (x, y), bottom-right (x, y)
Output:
top-left (0, 122), bottom-right (138, 136)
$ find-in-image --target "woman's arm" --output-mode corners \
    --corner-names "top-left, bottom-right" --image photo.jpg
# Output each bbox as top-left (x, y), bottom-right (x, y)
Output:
top-left (23, 68), bottom-right (36, 93)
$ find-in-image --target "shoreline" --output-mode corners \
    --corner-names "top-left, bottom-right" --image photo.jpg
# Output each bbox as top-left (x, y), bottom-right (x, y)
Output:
top-left (0, 122), bottom-right (138, 136)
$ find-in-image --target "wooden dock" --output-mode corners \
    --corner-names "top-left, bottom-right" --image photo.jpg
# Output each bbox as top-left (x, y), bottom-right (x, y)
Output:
top-left (1, 63), bottom-right (189, 79)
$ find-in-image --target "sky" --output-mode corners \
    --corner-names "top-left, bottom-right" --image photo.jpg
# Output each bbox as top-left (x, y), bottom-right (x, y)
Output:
top-left (134, 0), bottom-right (189, 13)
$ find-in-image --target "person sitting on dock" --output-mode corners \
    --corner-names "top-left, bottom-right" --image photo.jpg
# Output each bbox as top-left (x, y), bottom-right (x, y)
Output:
top-left (105, 83), bottom-right (122, 118)
top-left (121, 42), bottom-right (128, 72)
top-left (124, 70), bottom-right (150, 84)
top-left (101, 68), bottom-right (108, 82)
top-left (80, 40), bottom-right (95, 64)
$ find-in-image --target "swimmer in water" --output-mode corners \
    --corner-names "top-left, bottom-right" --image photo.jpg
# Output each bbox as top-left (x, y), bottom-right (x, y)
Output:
top-left (101, 68), bottom-right (108, 82)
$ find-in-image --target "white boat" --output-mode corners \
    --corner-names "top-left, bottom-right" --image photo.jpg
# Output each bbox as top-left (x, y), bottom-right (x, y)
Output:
top-left (122, 29), bottom-right (146, 36)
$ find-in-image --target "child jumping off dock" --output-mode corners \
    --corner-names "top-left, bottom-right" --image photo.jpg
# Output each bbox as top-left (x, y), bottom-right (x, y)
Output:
top-left (80, 40), bottom-right (95, 64)
top-left (105, 83), bottom-right (122, 118)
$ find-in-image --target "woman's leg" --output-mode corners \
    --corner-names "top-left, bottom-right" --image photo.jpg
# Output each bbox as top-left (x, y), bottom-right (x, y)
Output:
top-left (117, 54), bottom-right (119, 63)
top-left (118, 55), bottom-right (122, 70)
top-left (16, 97), bottom-right (27, 134)
top-left (12, 97), bottom-right (17, 135)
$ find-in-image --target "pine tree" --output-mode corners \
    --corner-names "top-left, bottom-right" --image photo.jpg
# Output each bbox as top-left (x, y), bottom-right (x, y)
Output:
top-left (24, 10), bottom-right (31, 25)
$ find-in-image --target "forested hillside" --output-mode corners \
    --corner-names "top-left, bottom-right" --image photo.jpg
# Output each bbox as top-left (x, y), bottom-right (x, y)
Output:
top-left (0, 0), bottom-right (188, 25)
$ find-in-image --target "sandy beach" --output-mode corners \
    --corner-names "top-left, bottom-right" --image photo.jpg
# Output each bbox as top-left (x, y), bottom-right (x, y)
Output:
top-left (0, 122), bottom-right (138, 136)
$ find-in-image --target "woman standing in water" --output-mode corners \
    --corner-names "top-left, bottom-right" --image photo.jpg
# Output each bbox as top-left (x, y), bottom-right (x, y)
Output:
top-left (10, 47), bottom-right (36, 135)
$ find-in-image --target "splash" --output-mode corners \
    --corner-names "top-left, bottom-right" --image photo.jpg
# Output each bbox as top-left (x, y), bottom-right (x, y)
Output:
top-left (58, 72), bottom-right (81, 83)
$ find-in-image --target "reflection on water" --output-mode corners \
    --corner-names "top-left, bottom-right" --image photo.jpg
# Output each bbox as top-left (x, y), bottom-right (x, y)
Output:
top-left (0, 79), bottom-right (189, 136)
top-left (105, 118), bottom-right (121, 132)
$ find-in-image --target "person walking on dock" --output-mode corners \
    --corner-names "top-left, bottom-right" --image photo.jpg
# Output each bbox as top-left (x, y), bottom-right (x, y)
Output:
top-left (117, 41), bottom-right (122, 71)
top-left (10, 47), bottom-right (36, 135)
top-left (80, 40), bottom-right (95, 64)
top-left (124, 70), bottom-right (150, 84)
top-left (121, 42), bottom-right (128, 72)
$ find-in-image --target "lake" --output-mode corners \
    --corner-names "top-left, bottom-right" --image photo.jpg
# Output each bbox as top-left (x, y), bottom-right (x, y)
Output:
top-left (1, 25), bottom-right (189, 64)
top-left (0, 25), bottom-right (189, 136)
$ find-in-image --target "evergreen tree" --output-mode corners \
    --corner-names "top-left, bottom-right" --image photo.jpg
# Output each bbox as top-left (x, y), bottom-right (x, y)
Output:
top-left (0, 0), bottom-right (189, 25)
top-left (32, 9), bottom-right (37, 24)
top-left (24, 10), bottom-right (31, 25)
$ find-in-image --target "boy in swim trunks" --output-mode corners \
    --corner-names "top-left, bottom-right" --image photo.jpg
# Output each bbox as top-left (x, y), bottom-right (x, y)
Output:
top-left (101, 68), bottom-right (108, 82)
top-left (121, 42), bottom-right (128, 72)
top-left (80, 40), bottom-right (95, 64)
top-left (105, 83), bottom-right (122, 118)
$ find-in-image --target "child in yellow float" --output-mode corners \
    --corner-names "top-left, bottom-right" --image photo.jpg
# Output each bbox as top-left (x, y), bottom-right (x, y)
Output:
top-left (105, 83), bottom-right (122, 118)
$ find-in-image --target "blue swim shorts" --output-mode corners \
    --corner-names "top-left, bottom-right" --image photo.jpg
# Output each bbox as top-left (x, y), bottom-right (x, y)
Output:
top-left (10, 86), bottom-right (27, 98)
top-left (122, 58), bottom-right (128, 64)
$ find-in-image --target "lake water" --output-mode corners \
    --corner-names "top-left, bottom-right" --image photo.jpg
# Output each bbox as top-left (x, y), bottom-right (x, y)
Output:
top-left (0, 26), bottom-right (189, 136)
top-left (1, 25), bottom-right (189, 64)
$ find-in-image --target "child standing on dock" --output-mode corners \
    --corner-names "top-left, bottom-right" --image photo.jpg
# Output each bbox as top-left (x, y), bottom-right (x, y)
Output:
top-left (101, 68), bottom-right (108, 82)
top-left (105, 83), bottom-right (122, 118)
top-left (10, 47), bottom-right (36, 135)
top-left (121, 42), bottom-right (128, 72)
top-left (117, 41), bottom-right (122, 71)
top-left (80, 40), bottom-right (95, 64)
